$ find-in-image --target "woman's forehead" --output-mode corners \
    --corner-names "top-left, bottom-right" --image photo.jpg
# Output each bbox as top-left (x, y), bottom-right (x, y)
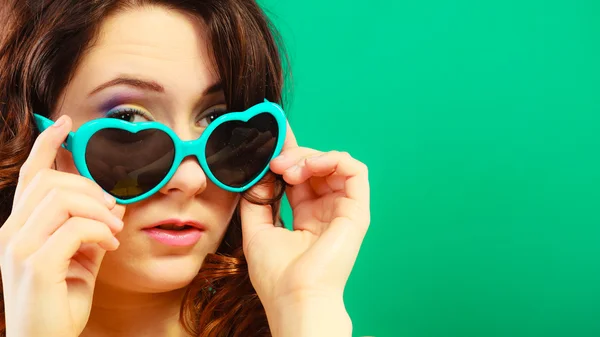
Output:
top-left (59, 6), bottom-right (219, 114)
top-left (95, 6), bottom-right (209, 59)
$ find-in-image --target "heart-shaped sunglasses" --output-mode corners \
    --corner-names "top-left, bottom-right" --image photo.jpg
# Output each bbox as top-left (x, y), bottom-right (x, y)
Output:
top-left (33, 99), bottom-right (287, 204)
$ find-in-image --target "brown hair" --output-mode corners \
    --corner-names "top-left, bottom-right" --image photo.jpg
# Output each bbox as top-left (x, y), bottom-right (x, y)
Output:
top-left (0, 0), bottom-right (290, 336)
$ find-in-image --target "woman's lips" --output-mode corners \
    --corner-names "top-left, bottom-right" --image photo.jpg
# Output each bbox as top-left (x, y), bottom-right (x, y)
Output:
top-left (142, 227), bottom-right (203, 246)
top-left (142, 219), bottom-right (206, 247)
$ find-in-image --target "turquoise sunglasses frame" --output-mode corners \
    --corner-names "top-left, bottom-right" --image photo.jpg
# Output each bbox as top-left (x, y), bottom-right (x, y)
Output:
top-left (33, 99), bottom-right (287, 204)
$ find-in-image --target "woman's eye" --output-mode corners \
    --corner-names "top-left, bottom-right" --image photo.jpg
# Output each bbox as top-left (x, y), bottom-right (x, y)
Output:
top-left (105, 108), bottom-right (151, 123)
top-left (197, 107), bottom-right (227, 127)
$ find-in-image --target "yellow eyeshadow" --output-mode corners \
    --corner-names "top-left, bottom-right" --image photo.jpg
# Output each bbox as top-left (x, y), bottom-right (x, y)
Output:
top-left (113, 104), bottom-right (148, 111)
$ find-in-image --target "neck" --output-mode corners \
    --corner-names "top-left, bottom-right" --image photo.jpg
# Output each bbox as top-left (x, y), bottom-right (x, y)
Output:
top-left (80, 283), bottom-right (192, 337)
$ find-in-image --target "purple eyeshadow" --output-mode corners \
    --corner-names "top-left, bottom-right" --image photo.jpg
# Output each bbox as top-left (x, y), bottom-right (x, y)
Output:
top-left (99, 93), bottom-right (144, 112)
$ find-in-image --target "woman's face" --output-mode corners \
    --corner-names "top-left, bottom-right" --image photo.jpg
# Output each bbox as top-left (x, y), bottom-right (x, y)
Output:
top-left (53, 6), bottom-right (239, 293)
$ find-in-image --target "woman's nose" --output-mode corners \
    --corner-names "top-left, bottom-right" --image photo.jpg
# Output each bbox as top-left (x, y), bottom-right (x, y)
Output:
top-left (158, 156), bottom-right (208, 199)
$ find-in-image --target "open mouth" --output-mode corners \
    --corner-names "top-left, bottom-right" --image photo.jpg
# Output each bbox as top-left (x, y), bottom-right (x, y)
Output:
top-left (154, 224), bottom-right (195, 231)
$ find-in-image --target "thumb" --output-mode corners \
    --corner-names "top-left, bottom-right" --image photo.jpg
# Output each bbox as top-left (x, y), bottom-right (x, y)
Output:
top-left (239, 179), bottom-right (276, 248)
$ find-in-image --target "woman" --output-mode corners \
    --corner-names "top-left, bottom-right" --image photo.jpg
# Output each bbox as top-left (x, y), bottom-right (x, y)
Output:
top-left (0, 1), bottom-right (370, 336)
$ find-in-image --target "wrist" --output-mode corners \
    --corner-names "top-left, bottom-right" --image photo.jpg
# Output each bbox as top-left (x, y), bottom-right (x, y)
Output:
top-left (264, 292), bottom-right (352, 337)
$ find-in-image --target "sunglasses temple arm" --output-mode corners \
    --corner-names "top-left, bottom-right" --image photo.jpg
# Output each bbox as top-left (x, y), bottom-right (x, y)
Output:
top-left (33, 113), bottom-right (74, 151)
top-left (61, 132), bottom-right (74, 150)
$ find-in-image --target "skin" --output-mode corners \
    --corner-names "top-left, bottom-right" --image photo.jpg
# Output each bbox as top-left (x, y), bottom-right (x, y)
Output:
top-left (0, 5), bottom-right (370, 337)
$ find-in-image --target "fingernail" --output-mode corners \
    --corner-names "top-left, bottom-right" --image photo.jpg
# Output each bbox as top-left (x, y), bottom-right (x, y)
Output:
top-left (104, 192), bottom-right (116, 207)
top-left (287, 164), bottom-right (300, 172)
top-left (111, 236), bottom-right (120, 249)
top-left (307, 154), bottom-right (325, 163)
top-left (272, 154), bottom-right (286, 163)
top-left (111, 216), bottom-right (124, 230)
top-left (52, 115), bottom-right (66, 128)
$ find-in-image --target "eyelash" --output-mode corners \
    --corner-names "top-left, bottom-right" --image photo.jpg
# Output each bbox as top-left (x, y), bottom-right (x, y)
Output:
top-left (105, 107), bottom-right (151, 120)
top-left (105, 106), bottom-right (227, 125)
top-left (201, 107), bottom-right (228, 124)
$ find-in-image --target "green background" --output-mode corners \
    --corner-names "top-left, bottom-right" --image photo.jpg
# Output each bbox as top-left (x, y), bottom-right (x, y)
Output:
top-left (262, 1), bottom-right (600, 336)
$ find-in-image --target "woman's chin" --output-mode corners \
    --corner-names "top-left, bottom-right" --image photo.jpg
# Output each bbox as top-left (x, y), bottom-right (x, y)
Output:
top-left (98, 254), bottom-right (206, 293)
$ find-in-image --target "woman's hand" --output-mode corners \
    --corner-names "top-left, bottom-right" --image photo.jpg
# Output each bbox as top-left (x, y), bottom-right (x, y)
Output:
top-left (240, 124), bottom-right (370, 336)
top-left (0, 115), bottom-right (125, 337)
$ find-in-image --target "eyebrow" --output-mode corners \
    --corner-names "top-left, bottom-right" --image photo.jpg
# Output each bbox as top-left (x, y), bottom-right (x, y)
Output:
top-left (88, 77), bottom-right (164, 96)
top-left (203, 82), bottom-right (223, 96)
top-left (88, 76), bottom-right (223, 97)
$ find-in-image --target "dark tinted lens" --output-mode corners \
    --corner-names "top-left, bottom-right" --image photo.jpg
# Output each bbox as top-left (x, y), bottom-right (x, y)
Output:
top-left (85, 128), bottom-right (175, 199)
top-left (205, 113), bottom-right (278, 188)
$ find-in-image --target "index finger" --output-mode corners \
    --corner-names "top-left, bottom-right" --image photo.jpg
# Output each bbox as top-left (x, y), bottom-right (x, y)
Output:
top-left (14, 114), bottom-right (72, 207)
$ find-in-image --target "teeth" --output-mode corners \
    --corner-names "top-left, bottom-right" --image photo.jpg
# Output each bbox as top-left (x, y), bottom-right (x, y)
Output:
top-left (157, 224), bottom-right (187, 231)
